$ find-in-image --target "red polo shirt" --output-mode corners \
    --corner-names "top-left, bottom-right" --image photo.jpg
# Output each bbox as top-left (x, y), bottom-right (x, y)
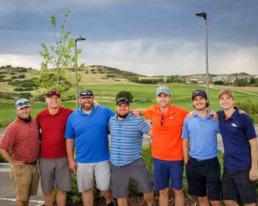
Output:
top-left (37, 107), bottom-right (73, 159)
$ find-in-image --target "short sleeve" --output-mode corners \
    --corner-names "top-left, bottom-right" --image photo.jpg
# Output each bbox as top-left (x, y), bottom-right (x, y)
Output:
top-left (0, 126), bottom-right (16, 151)
top-left (243, 114), bottom-right (257, 140)
top-left (65, 116), bottom-right (75, 139)
top-left (182, 117), bottom-right (190, 139)
top-left (138, 118), bottom-right (151, 134)
top-left (144, 106), bottom-right (153, 120)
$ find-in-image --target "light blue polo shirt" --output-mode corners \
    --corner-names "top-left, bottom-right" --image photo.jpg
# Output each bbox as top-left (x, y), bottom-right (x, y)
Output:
top-left (65, 106), bottom-right (115, 163)
top-left (182, 111), bottom-right (221, 160)
top-left (109, 113), bottom-right (151, 167)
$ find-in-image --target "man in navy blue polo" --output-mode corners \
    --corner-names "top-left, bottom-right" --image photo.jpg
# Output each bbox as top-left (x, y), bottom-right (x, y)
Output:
top-left (109, 97), bottom-right (154, 206)
top-left (65, 89), bottom-right (116, 206)
top-left (182, 90), bottom-right (221, 206)
top-left (217, 89), bottom-right (257, 206)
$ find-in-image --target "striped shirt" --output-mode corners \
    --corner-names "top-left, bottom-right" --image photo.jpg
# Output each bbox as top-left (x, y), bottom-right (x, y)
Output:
top-left (0, 117), bottom-right (40, 163)
top-left (109, 113), bottom-right (151, 167)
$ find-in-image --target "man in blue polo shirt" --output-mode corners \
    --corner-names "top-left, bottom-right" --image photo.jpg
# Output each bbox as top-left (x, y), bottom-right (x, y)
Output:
top-left (109, 97), bottom-right (154, 206)
top-left (217, 89), bottom-right (257, 206)
top-left (65, 89), bottom-right (115, 206)
top-left (182, 90), bottom-right (221, 206)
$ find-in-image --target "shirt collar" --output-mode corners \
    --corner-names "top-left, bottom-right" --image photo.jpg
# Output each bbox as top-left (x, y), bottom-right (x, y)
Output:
top-left (193, 110), bottom-right (211, 120)
top-left (115, 112), bottom-right (132, 120)
top-left (46, 107), bottom-right (62, 115)
top-left (221, 107), bottom-right (239, 120)
top-left (78, 106), bottom-right (97, 115)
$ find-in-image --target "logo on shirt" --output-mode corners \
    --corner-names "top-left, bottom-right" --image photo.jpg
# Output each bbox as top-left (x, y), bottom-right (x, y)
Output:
top-left (169, 116), bottom-right (173, 119)
top-left (231, 123), bottom-right (237, 127)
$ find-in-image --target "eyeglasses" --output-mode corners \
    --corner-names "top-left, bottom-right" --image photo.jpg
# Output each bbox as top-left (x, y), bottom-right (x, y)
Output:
top-left (161, 114), bottom-right (164, 126)
top-left (16, 101), bottom-right (30, 107)
top-left (48, 90), bottom-right (60, 96)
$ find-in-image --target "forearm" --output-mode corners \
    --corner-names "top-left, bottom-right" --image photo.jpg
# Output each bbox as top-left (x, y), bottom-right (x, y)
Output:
top-left (183, 139), bottom-right (189, 165)
top-left (249, 138), bottom-right (258, 169)
top-left (0, 149), bottom-right (15, 164)
top-left (66, 139), bottom-right (75, 161)
top-left (133, 109), bottom-right (145, 116)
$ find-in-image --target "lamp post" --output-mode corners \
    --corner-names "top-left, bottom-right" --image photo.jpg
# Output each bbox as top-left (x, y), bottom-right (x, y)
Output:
top-left (195, 12), bottom-right (210, 102)
top-left (75, 36), bottom-right (86, 109)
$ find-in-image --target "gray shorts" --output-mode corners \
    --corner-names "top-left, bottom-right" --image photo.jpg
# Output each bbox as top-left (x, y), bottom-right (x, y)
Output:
top-left (77, 160), bottom-right (111, 192)
top-left (110, 158), bottom-right (153, 198)
top-left (39, 157), bottom-right (71, 194)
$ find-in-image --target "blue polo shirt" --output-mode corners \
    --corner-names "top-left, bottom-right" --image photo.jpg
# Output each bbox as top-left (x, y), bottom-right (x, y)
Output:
top-left (182, 111), bottom-right (220, 160)
top-left (217, 107), bottom-right (257, 170)
top-left (109, 113), bottom-right (151, 167)
top-left (65, 106), bottom-right (115, 163)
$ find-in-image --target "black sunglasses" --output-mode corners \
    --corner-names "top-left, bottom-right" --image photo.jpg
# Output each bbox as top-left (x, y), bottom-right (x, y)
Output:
top-left (161, 114), bottom-right (164, 126)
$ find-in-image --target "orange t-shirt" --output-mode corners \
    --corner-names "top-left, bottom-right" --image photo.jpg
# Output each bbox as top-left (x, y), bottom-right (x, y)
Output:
top-left (144, 104), bottom-right (189, 161)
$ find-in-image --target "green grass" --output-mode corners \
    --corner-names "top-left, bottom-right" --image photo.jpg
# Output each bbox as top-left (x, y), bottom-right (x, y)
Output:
top-left (0, 83), bottom-right (258, 127)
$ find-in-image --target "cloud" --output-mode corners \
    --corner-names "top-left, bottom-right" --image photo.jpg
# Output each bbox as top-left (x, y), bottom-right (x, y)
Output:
top-left (1, 39), bottom-right (257, 76)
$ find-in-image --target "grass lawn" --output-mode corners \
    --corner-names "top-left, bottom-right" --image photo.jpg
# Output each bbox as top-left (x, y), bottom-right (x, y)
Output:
top-left (0, 83), bottom-right (258, 127)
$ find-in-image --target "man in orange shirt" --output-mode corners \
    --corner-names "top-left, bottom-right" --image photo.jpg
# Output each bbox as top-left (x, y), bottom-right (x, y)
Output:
top-left (133, 86), bottom-right (188, 206)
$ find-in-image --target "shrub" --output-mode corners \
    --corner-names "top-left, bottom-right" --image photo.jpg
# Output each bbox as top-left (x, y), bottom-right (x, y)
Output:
top-left (19, 92), bottom-right (32, 100)
top-left (14, 87), bottom-right (24, 91)
top-left (116, 91), bottom-right (133, 103)
top-left (18, 74), bottom-right (26, 78)
top-left (235, 100), bottom-right (258, 124)
top-left (11, 76), bottom-right (18, 80)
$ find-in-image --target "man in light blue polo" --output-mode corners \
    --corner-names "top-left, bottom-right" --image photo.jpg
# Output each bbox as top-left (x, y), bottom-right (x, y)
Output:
top-left (109, 97), bottom-right (154, 206)
top-left (65, 89), bottom-right (116, 206)
top-left (182, 90), bottom-right (221, 206)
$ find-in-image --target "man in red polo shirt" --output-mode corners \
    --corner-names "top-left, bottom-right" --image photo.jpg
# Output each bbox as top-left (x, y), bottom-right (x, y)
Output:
top-left (0, 98), bottom-right (40, 206)
top-left (37, 90), bottom-right (73, 206)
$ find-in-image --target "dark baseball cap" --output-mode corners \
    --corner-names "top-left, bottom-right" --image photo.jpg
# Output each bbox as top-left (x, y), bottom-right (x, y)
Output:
top-left (47, 90), bottom-right (60, 98)
top-left (192, 90), bottom-right (207, 100)
top-left (116, 97), bottom-right (130, 106)
top-left (79, 89), bottom-right (94, 98)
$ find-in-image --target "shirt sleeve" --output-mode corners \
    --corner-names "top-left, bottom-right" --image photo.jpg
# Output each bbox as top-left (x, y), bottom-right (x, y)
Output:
top-left (243, 114), bottom-right (257, 140)
top-left (138, 118), bottom-right (151, 134)
top-left (182, 117), bottom-right (190, 139)
top-left (65, 115), bottom-right (75, 139)
top-left (144, 106), bottom-right (153, 120)
top-left (0, 126), bottom-right (16, 151)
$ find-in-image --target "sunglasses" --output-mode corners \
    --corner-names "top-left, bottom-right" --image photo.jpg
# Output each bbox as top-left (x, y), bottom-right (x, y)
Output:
top-left (48, 90), bottom-right (60, 95)
top-left (161, 114), bottom-right (164, 126)
top-left (16, 101), bottom-right (30, 107)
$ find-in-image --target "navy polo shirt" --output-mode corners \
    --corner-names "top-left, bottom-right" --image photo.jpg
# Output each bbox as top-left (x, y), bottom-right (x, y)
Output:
top-left (65, 106), bottom-right (115, 163)
top-left (217, 107), bottom-right (257, 170)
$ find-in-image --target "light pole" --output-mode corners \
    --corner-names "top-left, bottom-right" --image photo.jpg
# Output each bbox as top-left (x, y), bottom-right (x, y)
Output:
top-left (195, 12), bottom-right (210, 102)
top-left (75, 36), bottom-right (86, 109)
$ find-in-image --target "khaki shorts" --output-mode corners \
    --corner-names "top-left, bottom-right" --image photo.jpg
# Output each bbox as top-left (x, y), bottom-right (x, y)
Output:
top-left (10, 165), bottom-right (39, 201)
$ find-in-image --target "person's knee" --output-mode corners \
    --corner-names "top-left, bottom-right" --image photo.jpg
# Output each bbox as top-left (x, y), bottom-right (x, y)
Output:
top-left (159, 188), bottom-right (169, 196)
top-left (173, 188), bottom-right (183, 196)
top-left (57, 189), bottom-right (66, 195)
top-left (224, 200), bottom-right (238, 206)
top-left (83, 188), bottom-right (93, 194)
top-left (198, 196), bottom-right (208, 203)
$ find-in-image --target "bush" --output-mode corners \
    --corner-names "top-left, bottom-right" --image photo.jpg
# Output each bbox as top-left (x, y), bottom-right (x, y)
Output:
top-left (116, 91), bottom-right (133, 103)
top-left (18, 74), bottom-right (26, 78)
top-left (11, 76), bottom-right (18, 80)
top-left (19, 92), bottom-right (32, 100)
top-left (14, 87), bottom-right (24, 91)
top-left (235, 100), bottom-right (258, 124)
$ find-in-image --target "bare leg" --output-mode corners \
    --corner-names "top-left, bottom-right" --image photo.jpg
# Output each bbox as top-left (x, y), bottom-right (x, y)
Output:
top-left (101, 189), bottom-right (113, 204)
top-left (117, 198), bottom-right (128, 206)
top-left (197, 196), bottom-right (209, 206)
top-left (173, 188), bottom-right (184, 206)
top-left (144, 191), bottom-right (154, 206)
top-left (159, 188), bottom-right (169, 206)
top-left (56, 189), bottom-right (67, 206)
top-left (44, 193), bottom-right (54, 206)
top-left (82, 188), bottom-right (94, 206)
top-left (224, 200), bottom-right (239, 206)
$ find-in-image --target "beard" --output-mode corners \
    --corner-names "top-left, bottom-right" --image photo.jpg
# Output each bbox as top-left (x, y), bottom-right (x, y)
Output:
top-left (117, 112), bottom-right (129, 119)
top-left (82, 103), bottom-right (93, 111)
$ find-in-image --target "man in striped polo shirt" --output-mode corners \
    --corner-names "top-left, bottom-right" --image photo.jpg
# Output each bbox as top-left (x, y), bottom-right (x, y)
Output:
top-left (109, 97), bottom-right (154, 206)
top-left (0, 98), bottom-right (40, 206)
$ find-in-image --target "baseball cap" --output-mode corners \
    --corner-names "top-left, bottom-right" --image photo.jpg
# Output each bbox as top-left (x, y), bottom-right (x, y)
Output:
top-left (192, 90), bottom-right (207, 100)
top-left (47, 90), bottom-right (60, 98)
top-left (15, 98), bottom-right (30, 110)
top-left (156, 86), bottom-right (170, 96)
top-left (116, 97), bottom-right (130, 106)
top-left (79, 89), bottom-right (94, 98)
top-left (218, 89), bottom-right (234, 99)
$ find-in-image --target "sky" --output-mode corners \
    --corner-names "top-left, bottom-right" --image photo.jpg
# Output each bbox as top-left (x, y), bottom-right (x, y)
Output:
top-left (0, 0), bottom-right (258, 76)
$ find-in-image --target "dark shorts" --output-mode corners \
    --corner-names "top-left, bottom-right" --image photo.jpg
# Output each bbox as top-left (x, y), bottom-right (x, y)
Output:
top-left (110, 158), bottom-right (153, 198)
top-left (153, 158), bottom-right (184, 191)
top-left (39, 157), bottom-right (71, 194)
top-left (186, 157), bottom-right (221, 201)
top-left (222, 168), bottom-right (257, 204)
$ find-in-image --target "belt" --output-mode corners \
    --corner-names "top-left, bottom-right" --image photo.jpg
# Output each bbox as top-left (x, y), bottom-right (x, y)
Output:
top-left (25, 161), bottom-right (37, 165)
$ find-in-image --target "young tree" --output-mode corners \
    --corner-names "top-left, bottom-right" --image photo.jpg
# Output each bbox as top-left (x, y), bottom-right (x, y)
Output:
top-left (35, 10), bottom-right (84, 93)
